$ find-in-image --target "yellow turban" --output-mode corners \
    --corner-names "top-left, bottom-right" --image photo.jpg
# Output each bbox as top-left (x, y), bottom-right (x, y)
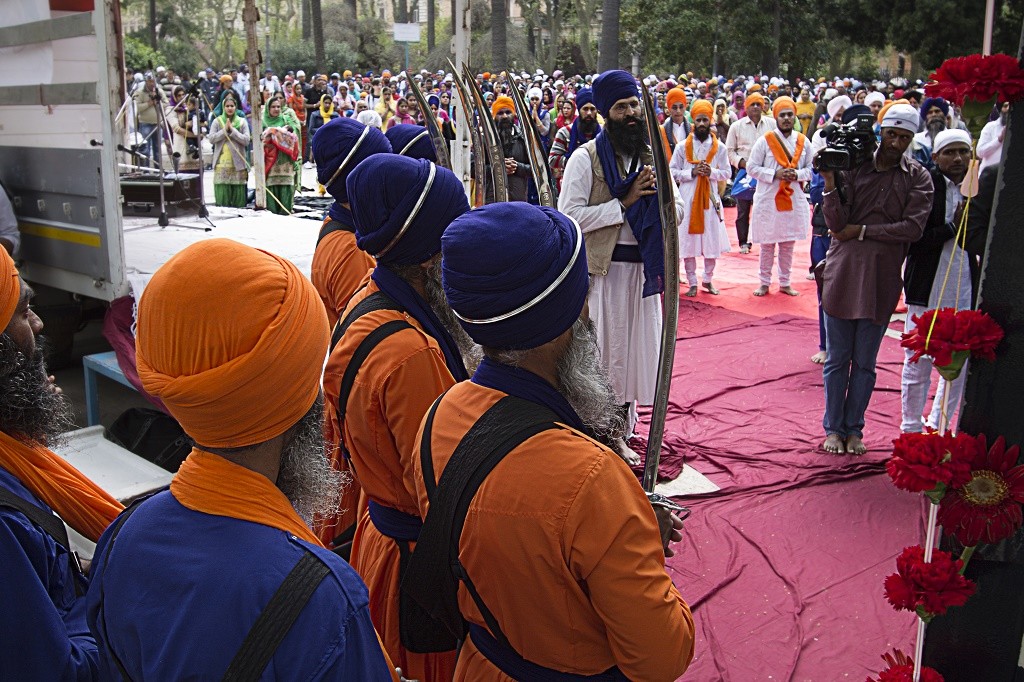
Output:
top-left (491, 95), bottom-right (515, 118)
top-left (136, 239), bottom-right (329, 449)
top-left (771, 96), bottom-right (796, 118)
top-left (343, 69), bottom-right (352, 78)
top-left (666, 88), bottom-right (688, 110)
top-left (690, 99), bottom-right (714, 119)
top-left (745, 93), bottom-right (766, 110)
top-left (0, 250), bottom-right (19, 330)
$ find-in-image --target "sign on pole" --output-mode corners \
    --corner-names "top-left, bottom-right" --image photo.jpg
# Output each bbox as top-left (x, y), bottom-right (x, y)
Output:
top-left (392, 22), bottom-right (421, 43)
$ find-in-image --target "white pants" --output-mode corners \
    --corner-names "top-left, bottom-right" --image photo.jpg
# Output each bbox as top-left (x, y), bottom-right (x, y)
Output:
top-left (900, 305), bottom-right (968, 433)
top-left (682, 257), bottom-right (717, 287)
top-left (758, 241), bottom-right (795, 287)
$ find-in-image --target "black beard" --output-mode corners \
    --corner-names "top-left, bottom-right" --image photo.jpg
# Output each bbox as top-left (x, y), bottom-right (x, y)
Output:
top-left (604, 115), bottom-right (647, 158)
top-left (0, 335), bottom-right (73, 445)
top-left (275, 394), bottom-right (346, 525)
top-left (694, 127), bottom-right (711, 141)
top-left (497, 119), bottom-right (515, 148)
top-left (579, 117), bottom-right (598, 137)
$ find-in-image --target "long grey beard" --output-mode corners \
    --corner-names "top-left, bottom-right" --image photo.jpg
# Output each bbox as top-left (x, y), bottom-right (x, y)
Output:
top-left (556, 318), bottom-right (627, 443)
top-left (927, 119), bottom-right (946, 138)
top-left (276, 395), bottom-right (348, 526)
top-left (0, 335), bottom-right (74, 446)
top-left (424, 259), bottom-right (482, 372)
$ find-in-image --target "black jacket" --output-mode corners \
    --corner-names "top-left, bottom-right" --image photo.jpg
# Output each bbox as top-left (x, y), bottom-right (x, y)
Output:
top-left (903, 166), bottom-right (980, 307)
top-left (484, 124), bottom-right (531, 202)
top-left (662, 118), bottom-right (690, 153)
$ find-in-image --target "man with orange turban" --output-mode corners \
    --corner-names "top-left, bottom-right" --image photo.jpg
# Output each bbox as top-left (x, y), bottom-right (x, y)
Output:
top-left (661, 87), bottom-right (691, 153)
top-left (85, 239), bottom-right (398, 681)
top-left (490, 94), bottom-right (531, 201)
top-left (747, 96), bottom-right (812, 296)
top-left (669, 99), bottom-right (732, 297)
top-left (0, 250), bottom-right (122, 678)
top-left (725, 91), bottom-right (777, 253)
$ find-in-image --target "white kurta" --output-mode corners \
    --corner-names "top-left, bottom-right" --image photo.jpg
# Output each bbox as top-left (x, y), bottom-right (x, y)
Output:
top-left (670, 135), bottom-right (732, 259)
top-left (747, 131), bottom-right (812, 244)
top-left (558, 145), bottom-right (685, 405)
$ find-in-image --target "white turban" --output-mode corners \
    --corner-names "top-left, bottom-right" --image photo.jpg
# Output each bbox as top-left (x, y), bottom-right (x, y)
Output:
top-left (933, 128), bottom-right (972, 154)
top-left (527, 87), bottom-right (543, 100)
top-left (864, 91), bottom-right (885, 107)
top-left (827, 95), bottom-right (852, 119)
top-left (881, 104), bottom-right (921, 133)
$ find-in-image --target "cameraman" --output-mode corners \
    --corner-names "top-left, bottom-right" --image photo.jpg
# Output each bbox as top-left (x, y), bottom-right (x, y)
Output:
top-left (133, 72), bottom-right (169, 169)
top-left (816, 103), bottom-right (933, 456)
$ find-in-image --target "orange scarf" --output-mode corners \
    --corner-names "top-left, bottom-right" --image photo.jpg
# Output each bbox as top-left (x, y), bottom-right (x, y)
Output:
top-left (684, 133), bottom-right (719, 235)
top-left (0, 430), bottom-right (123, 542)
top-left (170, 449), bottom-right (323, 547)
top-left (764, 131), bottom-right (805, 212)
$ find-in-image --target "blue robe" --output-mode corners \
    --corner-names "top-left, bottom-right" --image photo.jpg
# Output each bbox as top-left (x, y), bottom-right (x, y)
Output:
top-left (86, 490), bottom-right (395, 680)
top-left (0, 466), bottom-right (98, 680)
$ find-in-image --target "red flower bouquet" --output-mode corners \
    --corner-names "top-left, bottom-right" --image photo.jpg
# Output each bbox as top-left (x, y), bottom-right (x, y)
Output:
top-left (886, 432), bottom-right (975, 498)
top-left (866, 650), bottom-right (944, 682)
top-left (884, 545), bottom-right (976, 620)
top-left (901, 308), bottom-right (1004, 380)
top-left (926, 53), bottom-right (1024, 107)
top-left (939, 435), bottom-right (1024, 546)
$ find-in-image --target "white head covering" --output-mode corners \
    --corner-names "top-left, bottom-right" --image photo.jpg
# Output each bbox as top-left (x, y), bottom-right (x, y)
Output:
top-left (827, 95), bottom-right (852, 119)
top-left (933, 129), bottom-right (972, 154)
top-left (823, 87), bottom-right (837, 101)
top-left (864, 91), bottom-right (885, 107)
top-left (356, 110), bottom-right (383, 129)
top-left (527, 87), bottom-right (543, 100)
top-left (881, 104), bottom-right (921, 133)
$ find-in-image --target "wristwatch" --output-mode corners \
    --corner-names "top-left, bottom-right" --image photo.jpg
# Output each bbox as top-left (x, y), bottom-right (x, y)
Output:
top-left (858, 224), bottom-right (866, 241)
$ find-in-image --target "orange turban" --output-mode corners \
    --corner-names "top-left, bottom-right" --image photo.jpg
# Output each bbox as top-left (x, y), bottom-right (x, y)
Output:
top-left (878, 98), bottom-right (908, 124)
top-left (772, 96), bottom-right (796, 118)
top-left (767, 83), bottom-right (779, 93)
top-left (748, 83), bottom-right (762, 93)
top-left (690, 99), bottom-right (713, 119)
top-left (136, 239), bottom-right (329, 449)
top-left (666, 88), bottom-right (687, 110)
top-left (491, 95), bottom-right (515, 118)
top-left (0, 250), bottom-right (19, 330)
top-left (745, 93), bottom-right (765, 110)
top-left (483, 71), bottom-right (491, 80)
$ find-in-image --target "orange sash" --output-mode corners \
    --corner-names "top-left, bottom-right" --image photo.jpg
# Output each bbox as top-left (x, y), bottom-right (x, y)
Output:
top-left (170, 449), bottom-right (323, 546)
top-left (764, 131), bottom-right (805, 212)
top-left (684, 133), bottom-right (719, 235)
top-left (0, 430), bottom-right (123, 542)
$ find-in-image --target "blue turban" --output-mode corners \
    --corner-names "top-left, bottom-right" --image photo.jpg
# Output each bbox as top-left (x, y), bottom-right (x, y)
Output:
top-left (385, 123), bottom-right (435, 162)
top-left (442, 203), bottom-right (588, 350)
top-left (575, 87), bottom-right (594, 109)
top-left (348, 155), bottom-right (468, 266)
top-left (312, 117), bottom-right (392, 203)
top-left (427, 94), bottom-right (440, 107)
top-left (592, 70), bottom-right (639, 117)
top-left (920, 97), bottom-right (950, 118)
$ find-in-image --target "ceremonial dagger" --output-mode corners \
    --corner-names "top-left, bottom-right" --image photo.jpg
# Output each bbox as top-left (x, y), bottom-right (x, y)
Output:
top-left (640, 82), bottom-right (681, 496)
top-left (406, 75), bottom-right (452, 170)
top-left (504, 71), bottom-right (558, 207)
top-left (447, 60), bottom-right (487, 207)
top-left (462, 62), bottom-right (508, 203)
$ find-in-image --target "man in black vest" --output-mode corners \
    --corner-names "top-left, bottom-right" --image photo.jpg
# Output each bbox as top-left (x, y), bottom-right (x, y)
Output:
top-left (662, 87), bottom-right (691, 153)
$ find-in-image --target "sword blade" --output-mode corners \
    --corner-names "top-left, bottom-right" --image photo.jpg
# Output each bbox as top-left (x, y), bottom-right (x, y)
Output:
top-left (463, 63), bottom-right (508, 203)
top-left (407, 76), bottom-right (452, 171)
top-left (504, 71), bottom-right (558, 207)
top-left (447, 60), bottom-right (486, 207)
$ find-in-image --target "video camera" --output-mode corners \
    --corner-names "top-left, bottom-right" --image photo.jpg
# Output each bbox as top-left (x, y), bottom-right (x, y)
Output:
top-left (815, 113), bottom-right (877, 172)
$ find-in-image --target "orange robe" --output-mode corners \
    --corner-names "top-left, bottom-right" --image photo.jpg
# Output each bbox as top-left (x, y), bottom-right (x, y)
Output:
top-left (413, 381), bottom-right (695, 681)
top-left (323, 278), bottom-right (458, 682)
top-left (310, 220), bottom-right (374, 328)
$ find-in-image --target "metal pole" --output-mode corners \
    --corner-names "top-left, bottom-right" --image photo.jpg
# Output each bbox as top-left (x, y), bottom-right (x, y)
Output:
top-left (243, 0), bottom-right (267, 209)
top-left (452, 0), bottom-right (471, 199)
top-left (983, 0), bottom-right (995, 55)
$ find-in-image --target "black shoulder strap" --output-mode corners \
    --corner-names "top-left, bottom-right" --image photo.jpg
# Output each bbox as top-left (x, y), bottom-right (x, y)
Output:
top-left (0, 485), bottom-right (71, 552)
top-left (316, 218), bottom-right (356, 247)
top-left (418, 391), bottom-right (447, 503)
top-left (402, 395), bottom-right (560, 646)
top-left (330, 289), bottom-right (402, 354)
top-left (221, 551), bottom-right (332, 682)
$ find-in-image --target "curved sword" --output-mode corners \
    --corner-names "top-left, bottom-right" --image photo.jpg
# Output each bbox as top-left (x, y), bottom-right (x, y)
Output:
top-left (407, 76), bottom-right (452, 170)
top-left (462, 63), bottom-right (508, 203)
top-left (447, 60), bottom-right (486, 207)
top-left (641, 83), bottom-right (680, 494)
top-left (504, 71), bottom-right (557, 207)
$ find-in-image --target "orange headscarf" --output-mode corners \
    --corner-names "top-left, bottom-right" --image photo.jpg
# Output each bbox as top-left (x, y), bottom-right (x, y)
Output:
top-left (666, 88), bottom-right (688, 111)
top-left (684, 131), bottom-right (719, 235)
top-left (0, 249), bottom-right (18, 329)
top-left (136, 239), bottom-right (329, 449)
top-left (764, 130), bottom-right (806, 212)
top-left (491, 95), bottom-right (515, 118)
top-left (745, 93), bottom-right (765, 110)
top-left (771, 96), bottom-right (796, 119)
top-left (690, 99), bottom-right (713, 120)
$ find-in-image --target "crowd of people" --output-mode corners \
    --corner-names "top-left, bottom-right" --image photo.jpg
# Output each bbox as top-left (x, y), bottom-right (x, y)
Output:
top-left (3, 58), bottom-right (1005, 679)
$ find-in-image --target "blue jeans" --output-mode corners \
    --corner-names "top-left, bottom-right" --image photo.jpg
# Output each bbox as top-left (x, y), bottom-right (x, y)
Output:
top-left (137, 123), bottom-right (161, 168)
top-left (822, 314), bottom-right (887, 438)
top-left (810, 235), bottom-right (830, 351)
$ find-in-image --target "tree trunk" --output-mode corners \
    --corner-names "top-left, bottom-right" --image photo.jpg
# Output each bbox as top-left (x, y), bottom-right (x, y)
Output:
top-left (149, 0), bottom-right (158, 49)
top-left (548, 0), bottom-right (559, 71)
top-left (347, 0), bottom-right (358, 22)
top-left (451, 0), bottom-right (457, 36)
top-left (428, 0), bottom-right (436, 50)
top-left (576, 0), bottom-right (595, 71)
top-left (526, 12), bottom-right (535, 58)
top-left (302, 0), bottom-right (311, 40)
top-left (310, 0), bottom-right (325, 73)
top-left (598, 0), bottom-right (619, 71)
top-left (491, 0), bottom-right (506, 70)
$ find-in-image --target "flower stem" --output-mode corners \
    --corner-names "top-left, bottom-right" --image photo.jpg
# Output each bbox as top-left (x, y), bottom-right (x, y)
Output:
top-left (959, 545), bottom-right (977, 575)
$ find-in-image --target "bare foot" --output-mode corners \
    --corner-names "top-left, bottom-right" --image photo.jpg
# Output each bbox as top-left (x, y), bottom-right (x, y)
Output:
top-left (685, 285), bottom-right (698, 297)
top-left (740, 245), bottom-right (750, 254)
top-left (613, 437), bottom-right (642, 466)
top-left (703, 282), bottom-right (720, 295)
top-left (752, 285), bottom-right (769, 297)
top-left (779, 285), bottom-right (799, 296)
top-left (845, 435), bottom-right (867, 455)
top-left (822, 434), bottom-right (846, 454)
top-left (810, 350), bottom-right (826, 364)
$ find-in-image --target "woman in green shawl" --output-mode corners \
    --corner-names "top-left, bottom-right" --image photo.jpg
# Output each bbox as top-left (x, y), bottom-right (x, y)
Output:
top-left (261, 95), bottom-right (300, 214)
top-left (207, 93), bottom-right (250, 207)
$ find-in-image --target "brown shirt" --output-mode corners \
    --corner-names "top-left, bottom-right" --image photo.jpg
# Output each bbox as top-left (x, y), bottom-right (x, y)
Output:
top-left (822, 152), bottom-right (933, 324)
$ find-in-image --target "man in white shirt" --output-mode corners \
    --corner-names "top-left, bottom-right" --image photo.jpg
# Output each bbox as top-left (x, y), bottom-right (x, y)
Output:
top-left (725, 92), bottom-right (777, 253)
top-left (977, 101), bottom-right (1009, 174)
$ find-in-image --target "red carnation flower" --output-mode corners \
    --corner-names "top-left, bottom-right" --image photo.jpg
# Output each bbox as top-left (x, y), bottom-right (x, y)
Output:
top-left (939, 435), bottom-right (1024, 546)
top-left (954, 309), bottom-right (1004, 361)
top-left (866, 649), bottom-right (944, 682)
top-left (927, 53), bottom-right (1024, 106)
top-left (886, 432), bottom-right (975, 495)
top-left (883, 545), bottom-right (975, 619)
top-left (901, 308), bottom-right (1004, 380)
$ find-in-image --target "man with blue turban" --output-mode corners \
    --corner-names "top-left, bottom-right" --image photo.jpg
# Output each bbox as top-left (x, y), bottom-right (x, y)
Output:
top-left (384, 123), bottom-right (435, 161)
top-left (556, 70), bottom-right (684, 465)
top-left (404, 202), bottom-right (695, 680)
top-left (547, 87), bottom-right (600, 191)
top-left (324, 153), bottom-right (473, 682)
top-left (912, 96), bottom-right (951, 170)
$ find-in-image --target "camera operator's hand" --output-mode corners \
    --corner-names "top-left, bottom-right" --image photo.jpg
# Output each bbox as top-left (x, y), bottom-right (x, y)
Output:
top-left (830, 224), bottom-right (861, 242)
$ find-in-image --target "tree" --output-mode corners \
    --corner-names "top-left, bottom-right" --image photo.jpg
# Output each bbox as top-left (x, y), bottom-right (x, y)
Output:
top-left (598, 0), bottom-right (619, 70)
top-left (310, 0), bottom-right (325, 72)
top-left (492, 0), bottom-right (507, 69)
top-left (428, 0), bottom-right (436, 50)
